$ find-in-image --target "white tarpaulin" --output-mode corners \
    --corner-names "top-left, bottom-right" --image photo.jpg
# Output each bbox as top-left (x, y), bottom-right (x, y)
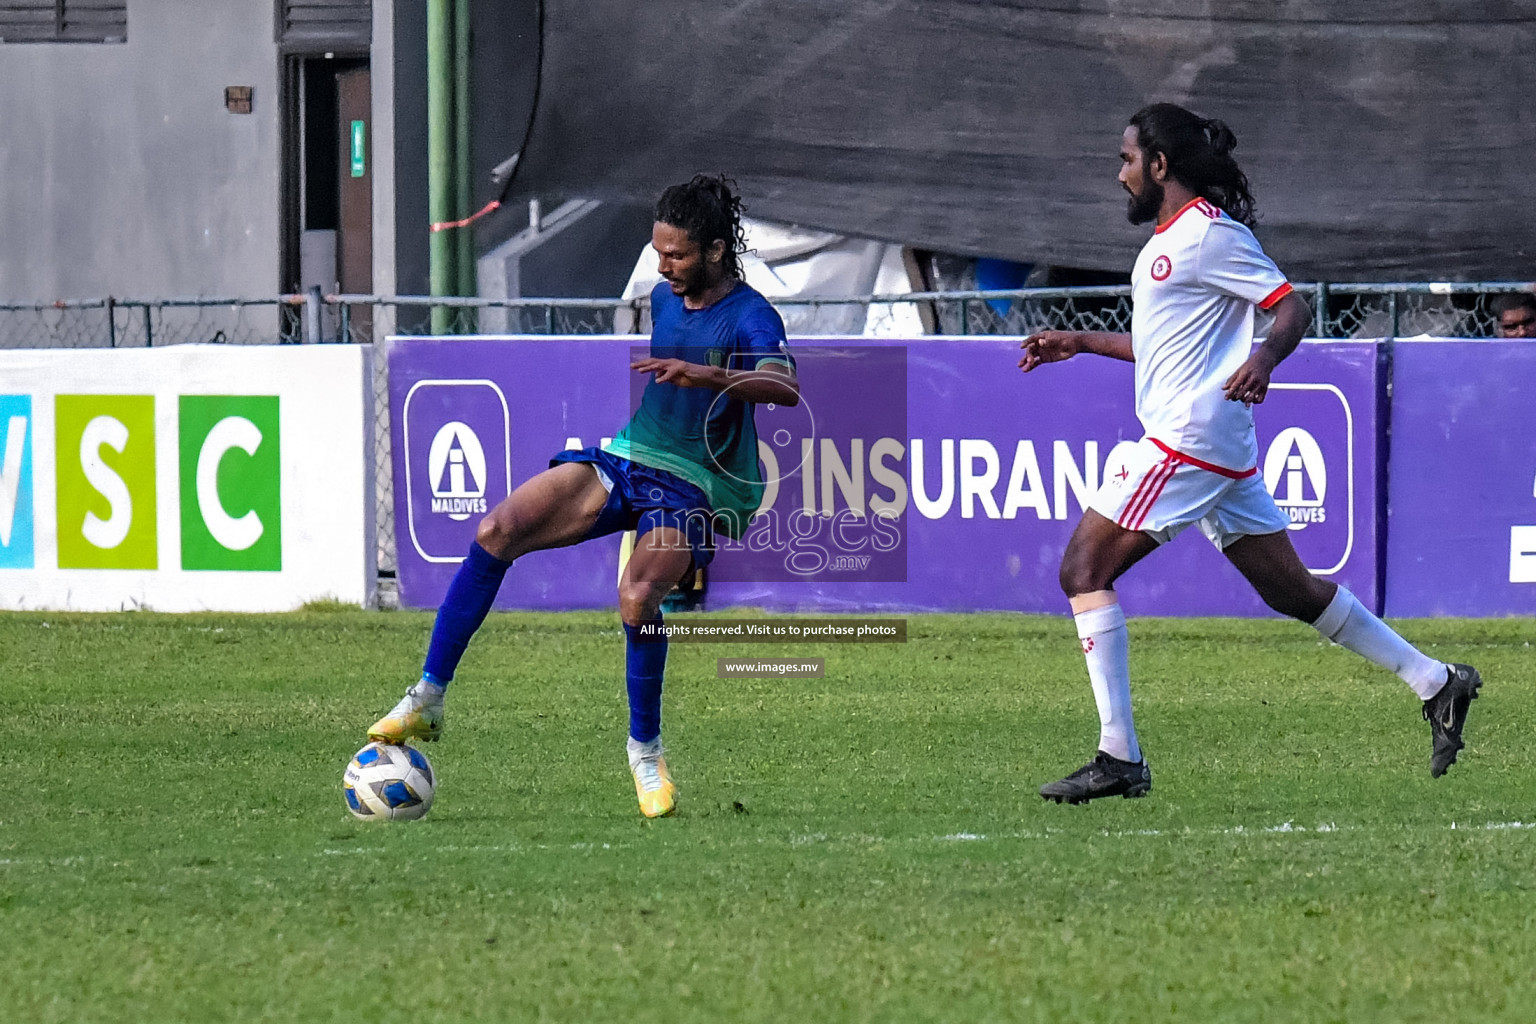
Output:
top-left (617, 219), bottom-right (926, 336)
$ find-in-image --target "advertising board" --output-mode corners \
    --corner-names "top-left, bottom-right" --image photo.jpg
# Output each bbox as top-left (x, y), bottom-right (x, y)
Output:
top-left (0, 345), bottom-right (374, 611)
top-left (389, 337), bottom-right (1380, 616)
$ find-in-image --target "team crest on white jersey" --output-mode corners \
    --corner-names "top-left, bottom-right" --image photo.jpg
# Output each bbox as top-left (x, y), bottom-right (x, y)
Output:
top-left (1151, 255), bottom-right (1172, 281)
top-left (1263, 427), bottom-right (1327, 530)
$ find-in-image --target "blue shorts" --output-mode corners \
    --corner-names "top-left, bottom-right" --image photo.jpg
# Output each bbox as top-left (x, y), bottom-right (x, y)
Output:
top-left (550, 447), bottom-right (716, 569)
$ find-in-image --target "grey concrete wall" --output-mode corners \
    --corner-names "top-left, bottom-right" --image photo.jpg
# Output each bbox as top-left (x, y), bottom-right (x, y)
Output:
top-left (0, 1), bottom-right (281, 299)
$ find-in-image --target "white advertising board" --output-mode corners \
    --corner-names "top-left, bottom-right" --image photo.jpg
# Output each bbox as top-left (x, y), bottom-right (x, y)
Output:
top-left (0, 345), bottom-right (374, 611)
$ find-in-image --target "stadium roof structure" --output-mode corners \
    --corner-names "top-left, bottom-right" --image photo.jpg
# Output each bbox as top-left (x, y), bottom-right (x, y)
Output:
top-left (490, 0), bottom-right (1536, 282)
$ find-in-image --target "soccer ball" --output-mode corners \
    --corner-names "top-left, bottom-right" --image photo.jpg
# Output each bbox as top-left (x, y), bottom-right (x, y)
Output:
top-left (343, 742), bottom-right (436, 821)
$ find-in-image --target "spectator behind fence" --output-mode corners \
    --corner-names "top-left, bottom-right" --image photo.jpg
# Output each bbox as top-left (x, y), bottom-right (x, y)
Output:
top-left (1491, 292), bottom-right (1536, 337)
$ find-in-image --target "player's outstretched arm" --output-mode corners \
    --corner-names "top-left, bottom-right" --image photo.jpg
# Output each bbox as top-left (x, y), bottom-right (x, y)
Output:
top-left (1221, 291), bottom-right (1312, 404)
top-left (631, 357), bottom-right (800, 406)
top-left (1018, 331), bottom-right (1134, 373)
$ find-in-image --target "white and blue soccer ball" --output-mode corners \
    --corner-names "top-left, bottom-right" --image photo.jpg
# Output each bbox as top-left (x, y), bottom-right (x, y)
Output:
top-left (344, 742), bottom-right (436, 821)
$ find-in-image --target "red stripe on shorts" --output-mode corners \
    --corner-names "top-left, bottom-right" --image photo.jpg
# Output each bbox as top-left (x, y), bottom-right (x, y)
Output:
top-left (1118, 456), bottom-right (1176, 530)
top-left (1136, 460), bottom-right (1179, 534)
top-left (1116, 458), bottom-right (1163, 528)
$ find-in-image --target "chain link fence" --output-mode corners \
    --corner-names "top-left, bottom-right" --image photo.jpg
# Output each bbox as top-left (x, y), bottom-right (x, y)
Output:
top-left (4, 282), bottom-right (1531, 583)
top-left (771, 283), bottom-right (1527, 339)
top-left (6, 283), bottom-right (1529, 350)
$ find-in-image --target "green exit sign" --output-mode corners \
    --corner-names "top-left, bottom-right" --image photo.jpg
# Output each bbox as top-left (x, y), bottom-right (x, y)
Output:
top-left (350, 120), bottom-right (366, 177)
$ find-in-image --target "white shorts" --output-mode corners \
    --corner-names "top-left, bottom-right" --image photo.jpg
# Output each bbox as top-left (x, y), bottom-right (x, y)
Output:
top-left (1091, 437), bottom-right (1289, 549)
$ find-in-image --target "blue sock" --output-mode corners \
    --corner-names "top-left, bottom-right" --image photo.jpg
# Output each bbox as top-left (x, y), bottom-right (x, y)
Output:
top-left (422, 541), bottom-right (512, 683)
top-left (623, 618), bottom-right (668, 743)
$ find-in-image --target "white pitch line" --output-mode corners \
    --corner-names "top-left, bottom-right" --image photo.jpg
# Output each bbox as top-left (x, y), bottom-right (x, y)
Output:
top-left (2, 822), bottom-right (1530, 870)
top-left (320, 847), bottom-right (388, 856)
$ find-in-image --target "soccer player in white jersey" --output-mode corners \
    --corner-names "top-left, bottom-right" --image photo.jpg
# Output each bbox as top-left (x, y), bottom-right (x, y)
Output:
top-left (1019, 103), bottom-right (1483, 803)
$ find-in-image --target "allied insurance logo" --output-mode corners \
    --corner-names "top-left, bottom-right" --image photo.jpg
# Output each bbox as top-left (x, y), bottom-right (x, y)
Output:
top-left (1260, 383), bottom-right (1355, 575)
top-left (1263, 426), bottom-right (1328, 529)
top-left (403, 380), bottom-right (511, 563)
top-left (427, 422), bottom-right (489, 521)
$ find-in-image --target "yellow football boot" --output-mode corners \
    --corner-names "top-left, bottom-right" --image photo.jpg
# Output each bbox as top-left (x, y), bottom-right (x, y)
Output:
top-left (367, 681), bottom-right (445, 744)
top-left (627, 738), bottom-right (677, 818)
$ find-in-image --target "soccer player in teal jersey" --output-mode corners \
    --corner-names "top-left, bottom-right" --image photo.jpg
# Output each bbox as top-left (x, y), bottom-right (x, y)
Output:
top-left (369, 175), bottom-right (798, 817)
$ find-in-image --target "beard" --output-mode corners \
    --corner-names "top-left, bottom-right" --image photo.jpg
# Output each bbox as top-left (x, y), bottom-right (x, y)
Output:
top-left (668, 264), bottom-right (707, 296)
top-left (1126, 179), bottom-right (1164, 225)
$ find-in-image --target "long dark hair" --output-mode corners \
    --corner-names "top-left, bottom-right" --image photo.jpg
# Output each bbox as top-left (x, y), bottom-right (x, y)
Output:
top-left (655, 173), bottom-right (749, 280)
top-left (1129, 103), bottom-right (1257, 228)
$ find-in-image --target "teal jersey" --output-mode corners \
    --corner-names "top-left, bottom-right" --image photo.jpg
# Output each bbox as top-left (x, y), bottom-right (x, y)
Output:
top-left (607, 281), bottom-right (792, 538)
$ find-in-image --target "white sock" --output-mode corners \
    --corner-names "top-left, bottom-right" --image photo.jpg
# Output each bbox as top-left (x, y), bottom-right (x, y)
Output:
top-left (627, 735), bottom-right (662, 768)
top-left (1311, 587), bottom-right (1448, 699)
top-left (1075, 602), bottom-right (1141, 763)
top-left (412, 677), bottom-right (446, 700)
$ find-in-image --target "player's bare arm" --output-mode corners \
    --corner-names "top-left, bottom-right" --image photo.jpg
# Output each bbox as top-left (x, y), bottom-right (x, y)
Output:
top-left (1221, 290), bottom-right (1311, 404)
top-left (630, 356), bottom-right (800, 405)
top-left (1018, 330), bottom-right (1135, 372)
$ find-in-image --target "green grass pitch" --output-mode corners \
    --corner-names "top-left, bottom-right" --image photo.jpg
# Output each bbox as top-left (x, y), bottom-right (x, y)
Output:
top-left (4, 609), bottom-right (1535, 1022)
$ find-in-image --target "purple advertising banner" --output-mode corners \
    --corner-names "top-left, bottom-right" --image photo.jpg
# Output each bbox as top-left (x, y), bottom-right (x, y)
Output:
top-left (634, 344), bottom-right (911, 585)
top-left (392, 338), bottom-right (629, 608)
top-left (390, 337), bottom-right (1381, 617)
top-left (1384, 339), bottom-right (1536, 617)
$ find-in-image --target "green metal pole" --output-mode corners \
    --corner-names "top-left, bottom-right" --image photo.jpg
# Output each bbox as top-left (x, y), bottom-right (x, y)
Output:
top-left (428, 0), bottom-right (455, 334)
top-left (454, 0), bottom-right (476, 333)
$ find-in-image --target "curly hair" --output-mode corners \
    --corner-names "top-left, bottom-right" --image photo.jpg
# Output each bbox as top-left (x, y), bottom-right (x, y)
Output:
top-left (1129, 103), bottom-right (1257, 228)
top-left (655, 173), bottom-right (749, 280)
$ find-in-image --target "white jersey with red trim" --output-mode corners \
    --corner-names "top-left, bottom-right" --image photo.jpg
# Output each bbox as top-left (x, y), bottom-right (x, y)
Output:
top-left (1130, 197), bottom-right (1293, 475)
